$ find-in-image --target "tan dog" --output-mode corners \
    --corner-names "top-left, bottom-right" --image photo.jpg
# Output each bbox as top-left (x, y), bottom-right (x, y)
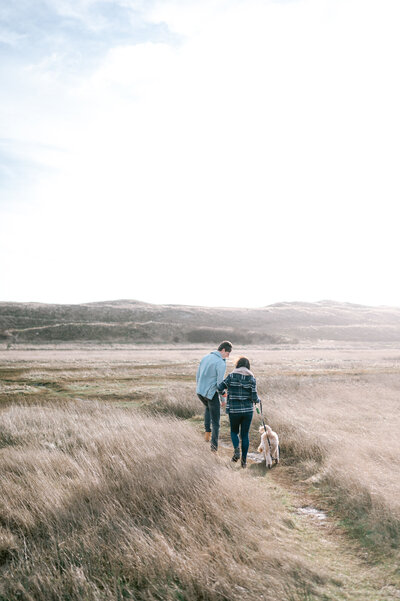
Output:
top-left (257, 425), bottom-right (279, 468)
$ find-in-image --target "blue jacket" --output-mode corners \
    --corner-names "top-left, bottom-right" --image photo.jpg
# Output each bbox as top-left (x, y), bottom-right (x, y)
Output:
top-left (196, 350), bottom-right (227, 400)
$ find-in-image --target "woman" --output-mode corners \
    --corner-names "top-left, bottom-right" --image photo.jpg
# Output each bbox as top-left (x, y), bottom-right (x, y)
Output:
top-left (217, 356), bottom-right (260, 468)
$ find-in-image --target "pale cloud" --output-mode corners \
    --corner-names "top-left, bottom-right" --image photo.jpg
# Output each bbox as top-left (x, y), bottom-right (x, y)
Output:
top-left (1, 0), bottom-right (400, 306)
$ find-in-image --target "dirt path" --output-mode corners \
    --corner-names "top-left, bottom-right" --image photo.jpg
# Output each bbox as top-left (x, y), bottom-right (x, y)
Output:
top-left (213, 436), bottom-right (400, 601)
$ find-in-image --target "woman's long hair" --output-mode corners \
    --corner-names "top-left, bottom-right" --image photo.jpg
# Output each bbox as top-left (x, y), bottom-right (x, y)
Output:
top-left (235, 356), bottom-right (250, 370)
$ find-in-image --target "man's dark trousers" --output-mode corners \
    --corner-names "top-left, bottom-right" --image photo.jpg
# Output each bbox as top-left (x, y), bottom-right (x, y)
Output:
top-left (197, 392), bottom-right (220, 451)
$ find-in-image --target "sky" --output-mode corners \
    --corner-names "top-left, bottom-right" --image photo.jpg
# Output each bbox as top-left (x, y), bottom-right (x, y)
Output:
top-left (1, 0), bottom-right (399, 308)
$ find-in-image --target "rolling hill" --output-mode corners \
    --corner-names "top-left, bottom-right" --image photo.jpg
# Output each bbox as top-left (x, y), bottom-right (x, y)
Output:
top-left (1, 299), bottom-right (400, 345)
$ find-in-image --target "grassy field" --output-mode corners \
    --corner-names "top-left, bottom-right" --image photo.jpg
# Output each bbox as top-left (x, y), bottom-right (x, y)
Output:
top-left (1, 345), bottom-right (400, 600)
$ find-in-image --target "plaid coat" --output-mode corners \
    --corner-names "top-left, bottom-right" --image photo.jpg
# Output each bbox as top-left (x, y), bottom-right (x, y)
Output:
top-left (217, 369), bottom-right (260, 414)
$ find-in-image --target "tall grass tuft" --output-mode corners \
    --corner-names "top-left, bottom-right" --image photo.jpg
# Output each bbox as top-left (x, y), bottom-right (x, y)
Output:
top-left (0, 401), bottom-right (323, 601)
top-left (145, 386), bottom-right (201, 419)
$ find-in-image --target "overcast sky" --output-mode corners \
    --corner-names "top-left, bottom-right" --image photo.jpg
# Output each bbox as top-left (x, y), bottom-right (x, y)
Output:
top-left (1, 0), bottom-right (399, 308)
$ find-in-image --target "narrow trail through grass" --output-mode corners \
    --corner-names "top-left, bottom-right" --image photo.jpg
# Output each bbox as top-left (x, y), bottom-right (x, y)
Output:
top-left (205, 423), bottom-right (400, 601)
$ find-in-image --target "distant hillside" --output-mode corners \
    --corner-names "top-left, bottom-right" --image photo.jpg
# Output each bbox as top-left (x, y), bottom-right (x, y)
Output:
top-left (1, 299), bottom-right (400, 345)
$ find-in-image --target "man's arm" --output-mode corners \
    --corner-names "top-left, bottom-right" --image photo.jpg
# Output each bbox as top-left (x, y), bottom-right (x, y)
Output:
top-left (216, 360), bottom-right (226, 385)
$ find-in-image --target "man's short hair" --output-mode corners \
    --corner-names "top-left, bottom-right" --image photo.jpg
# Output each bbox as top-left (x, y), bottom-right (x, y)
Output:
top-left (218, 340), bottom-right (233, 353)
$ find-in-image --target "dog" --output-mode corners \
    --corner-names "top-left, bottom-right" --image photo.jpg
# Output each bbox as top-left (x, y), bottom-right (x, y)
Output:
top-left (257, 424), bottom-right (279, 468)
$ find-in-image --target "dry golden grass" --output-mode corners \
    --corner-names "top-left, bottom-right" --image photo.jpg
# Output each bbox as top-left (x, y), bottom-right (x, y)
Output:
top-left (253, 357), bottom-right (400, 551)
top-left (1, 344), bottom-right (400, 599)
top-left (145, 387), bottom-right (200, 418)
top-left (0, 401), bottom-right (325, 601)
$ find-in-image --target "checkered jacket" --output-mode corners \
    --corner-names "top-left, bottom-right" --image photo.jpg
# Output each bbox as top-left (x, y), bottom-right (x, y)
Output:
top-left (217, 372), bottom-right (260, 414)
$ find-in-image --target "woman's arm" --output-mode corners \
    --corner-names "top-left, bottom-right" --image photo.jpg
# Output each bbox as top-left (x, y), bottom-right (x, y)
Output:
top-left (251, 377), bottom-right (260, 404)
top-left (217, 375), bottom-right (229, 392)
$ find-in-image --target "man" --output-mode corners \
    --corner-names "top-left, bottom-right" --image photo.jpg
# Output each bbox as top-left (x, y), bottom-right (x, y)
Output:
top-left (196, 340), bottom-right (233, 452)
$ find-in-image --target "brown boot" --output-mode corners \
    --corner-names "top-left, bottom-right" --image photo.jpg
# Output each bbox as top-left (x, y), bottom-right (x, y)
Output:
top-left (204, 431), bottom-right (211, 442)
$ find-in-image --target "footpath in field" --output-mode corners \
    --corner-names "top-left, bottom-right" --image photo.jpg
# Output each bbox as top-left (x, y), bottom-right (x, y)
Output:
top-left (204, 427), bottom-right (400, 601)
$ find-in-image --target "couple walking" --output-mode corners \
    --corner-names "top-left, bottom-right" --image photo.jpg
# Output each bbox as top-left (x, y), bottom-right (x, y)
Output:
top-left (196, 341), bottom-right (260, 468)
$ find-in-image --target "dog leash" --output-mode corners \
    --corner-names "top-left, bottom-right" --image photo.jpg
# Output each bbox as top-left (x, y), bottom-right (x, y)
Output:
top-left (255, 398), bottom-right (272, 450)
top-left (255, 398), bottom-right (267, 432)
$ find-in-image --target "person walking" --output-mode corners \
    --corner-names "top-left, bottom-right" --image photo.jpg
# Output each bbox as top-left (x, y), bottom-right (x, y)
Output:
top-left (196, 341), bottom-right (233, 452)
top-left (217, 356), bottom-right (259, 468)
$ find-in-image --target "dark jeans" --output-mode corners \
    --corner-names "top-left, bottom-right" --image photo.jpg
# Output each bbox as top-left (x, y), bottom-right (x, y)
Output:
top-left (197, 392), bottom-right (220, 450)
top-left (229, 411), bottom-right (253, 462)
